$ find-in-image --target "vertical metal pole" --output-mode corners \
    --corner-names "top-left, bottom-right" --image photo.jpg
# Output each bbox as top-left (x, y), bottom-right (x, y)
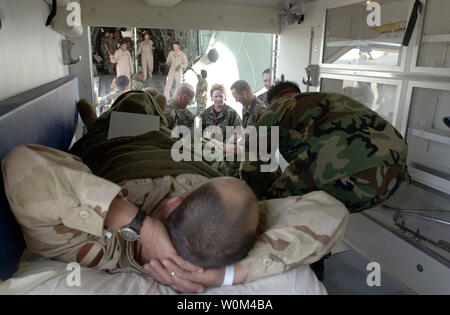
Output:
top-left (134, 27), bottom-right (138, 74)
top-left (271, 34), bottom-right (279, 82)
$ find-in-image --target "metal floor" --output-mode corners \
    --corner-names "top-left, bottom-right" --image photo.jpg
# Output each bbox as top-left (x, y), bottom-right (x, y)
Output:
top-left (323, 243), bottom-right (415, 295)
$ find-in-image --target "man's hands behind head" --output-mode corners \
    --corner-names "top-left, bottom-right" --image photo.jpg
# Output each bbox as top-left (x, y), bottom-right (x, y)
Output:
top-left (139, 216), bottom-right (206, 293)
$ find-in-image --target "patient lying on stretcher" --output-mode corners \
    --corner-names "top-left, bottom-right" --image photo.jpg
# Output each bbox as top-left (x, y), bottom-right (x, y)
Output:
top-left (2, 144), bottom-right (348, 292)
top-left (1, 91), bottom-right (348, 292)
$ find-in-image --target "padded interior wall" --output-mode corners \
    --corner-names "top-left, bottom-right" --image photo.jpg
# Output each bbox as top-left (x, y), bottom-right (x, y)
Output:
top-left (0, 76), bottom-right (79, 280)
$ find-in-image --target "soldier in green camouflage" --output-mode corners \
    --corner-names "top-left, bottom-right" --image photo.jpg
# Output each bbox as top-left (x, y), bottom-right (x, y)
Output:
top-left (98, 75), bottom-right (130, 114)
top-left (257, 69), bottom-right (272, 106)
top-left (240, 81), bottom-right (409, 213)
top-left (165, 83), bottom-right (196, 130)
top-left (201, 84), bottom-right (242, 141)
top-left (231, 80), bottom-right (267, 128)
top-left (191, 69), bottom-right (208, 116)
top-left (213, 80), bottom-right (268, 178)
top-left (164, 32), bottom-right (175, 60)
top-left (101, 31), bottom-right (112, 73)
top-left (130, 72), bottom-right (145, 91)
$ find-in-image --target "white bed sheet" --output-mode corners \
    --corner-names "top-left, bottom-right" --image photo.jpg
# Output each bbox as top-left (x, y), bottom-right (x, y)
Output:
top-left (0, 257), bottom-right (326, 295)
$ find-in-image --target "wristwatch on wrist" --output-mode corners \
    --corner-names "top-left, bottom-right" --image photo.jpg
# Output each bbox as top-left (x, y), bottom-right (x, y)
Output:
top-left (118, 209), bottom-right (147, 242)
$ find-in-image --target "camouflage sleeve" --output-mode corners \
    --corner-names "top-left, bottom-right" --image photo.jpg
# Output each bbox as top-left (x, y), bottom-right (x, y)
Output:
top-left (201, 110), bottom-right (208, 130)
top-left (99, 95), bottom-right (111, 106)
top-left (165, 112), bottom-right (174, 129)
top-left (239, 125), bottom-right (294, 200)
top-left (187, 110), bottom-right (196, 129)
top-left (238, 191), bottom-right (349, 283)
top-left (232, 110), bottom-right (242, 127)
top-left (2, 145), bottom-right (122, 241)
top-left (256, 104), bottom-right (267, 123)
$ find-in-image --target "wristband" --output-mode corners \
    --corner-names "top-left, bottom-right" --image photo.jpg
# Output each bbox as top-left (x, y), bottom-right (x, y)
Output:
top-left (221, 265), bottom-right (235, 286)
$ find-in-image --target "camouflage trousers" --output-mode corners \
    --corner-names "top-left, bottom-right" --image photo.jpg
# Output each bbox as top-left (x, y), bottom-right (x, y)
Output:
top-left (215, 158), bottom-right (407, 213)
top-left (265, 164), bottom-right (408, 213)
top-left (196, 100), bottom-right (206, 116)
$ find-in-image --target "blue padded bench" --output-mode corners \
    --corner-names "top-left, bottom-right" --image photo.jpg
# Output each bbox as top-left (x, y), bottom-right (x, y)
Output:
top-left (0, 76), bottom-right (79, 280)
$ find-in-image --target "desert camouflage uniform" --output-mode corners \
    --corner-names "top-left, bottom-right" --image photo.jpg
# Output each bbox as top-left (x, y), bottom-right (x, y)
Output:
top-left (1, 144), bottom-right (212, 274)
top-left (242, 97), bottom-right (267, 128)
top-left (201, 104), bottom-right (242, 140)
top-left (240, 93), bottom-right (409, 213)
top-left (165, 100), bottom-right (195, 130)
top-left (196, 75), bottom-right (208, 116)
top-left (2, 144), bottom-right (348, 283)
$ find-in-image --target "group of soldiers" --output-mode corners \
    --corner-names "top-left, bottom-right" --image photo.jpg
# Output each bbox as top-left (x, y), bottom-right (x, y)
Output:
top-left (163, 74), bottom-right (409, 214)
top-left (164, 71), bottom-right (269, 139)
top-left (100, 30), bottom-right (155, 81)
top-left (99, 29), bottom-right (190, 101)
top-left (100, 30), bottom-right (124, 75)
top-left (96, 36), bottom-right (410, 216)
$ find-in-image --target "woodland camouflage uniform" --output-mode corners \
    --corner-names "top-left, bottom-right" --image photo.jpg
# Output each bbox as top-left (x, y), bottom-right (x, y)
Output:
top-left (201, 104), bottom-right (242, 139)
top-left (240, 92), bottom-right (409, 213)
top-left (165, 100), bottom-right (195, 130)
top-left (195, 75), bottom-right (208, 116)
top-left (242, 97), bottom-right (267, 128)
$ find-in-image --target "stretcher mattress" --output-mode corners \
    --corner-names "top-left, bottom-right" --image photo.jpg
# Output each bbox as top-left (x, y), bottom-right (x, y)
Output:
top-left (0, 254), bottom-right (326, 295)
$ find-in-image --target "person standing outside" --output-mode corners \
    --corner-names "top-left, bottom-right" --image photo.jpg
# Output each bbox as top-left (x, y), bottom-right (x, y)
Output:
top-left (101, 31), bottom-right (112, 73)
top-left (231, 80), bottom-right (266, 128)
top-left (201, 84), bottom-right (242, 141)
top-left (138, 34), bottom-right (154, 80)
top-left (191, 68), bottom-right (208, 116)
top-left (110, 40), bottom-right (134, 82)
top-left (164, 83), bottom-right (196, 130)
top-left (164, 42), bottom-right (188, 98)
top-left (257, 68), bottom-right (271, 105)
top-left (164, 32), bottom-right (175, 59)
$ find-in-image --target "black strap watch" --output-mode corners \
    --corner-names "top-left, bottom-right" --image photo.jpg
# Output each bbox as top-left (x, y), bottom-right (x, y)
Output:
top-left (118, 209), bottom-right (147, 242)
